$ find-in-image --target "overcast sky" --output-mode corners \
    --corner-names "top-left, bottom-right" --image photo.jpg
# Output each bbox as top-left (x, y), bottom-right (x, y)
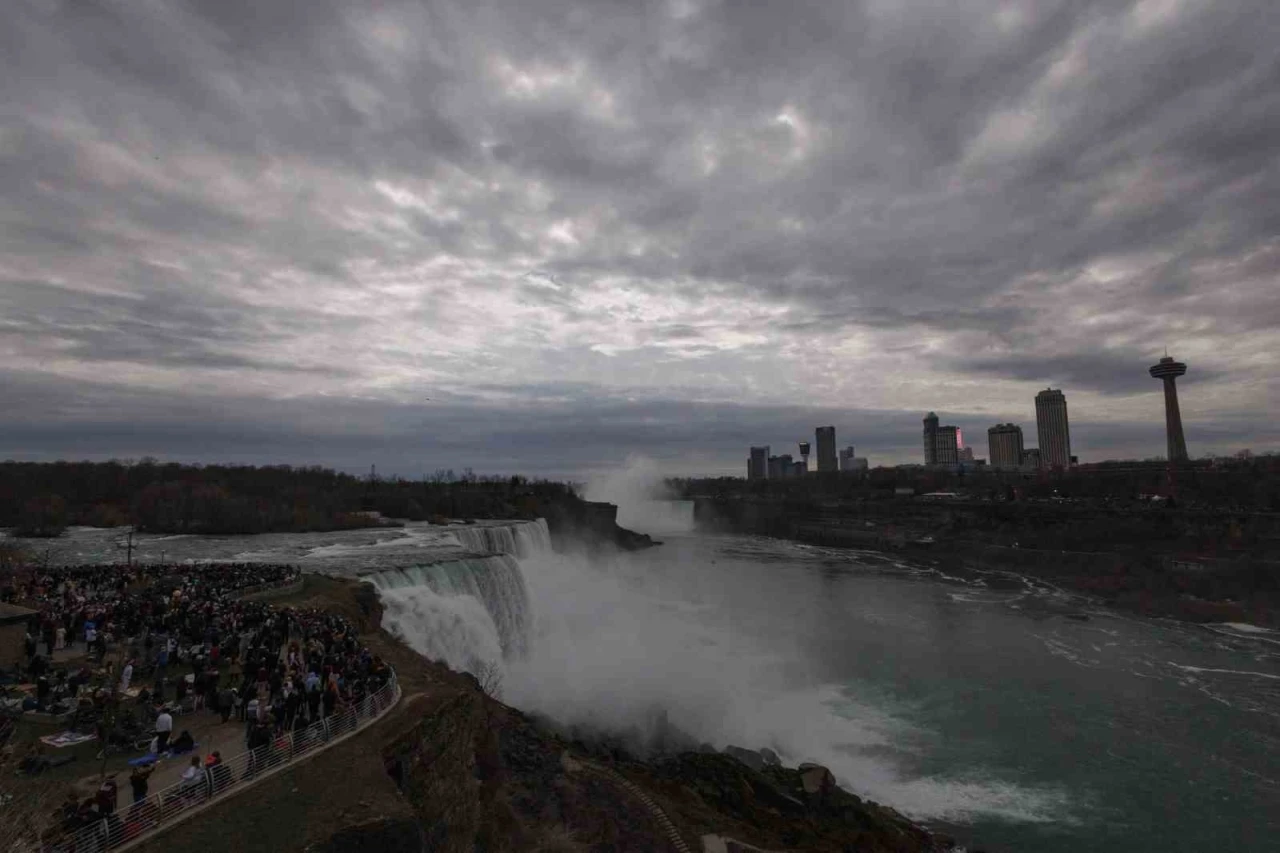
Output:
top-left (3, 0), bottom-right (1278, 478)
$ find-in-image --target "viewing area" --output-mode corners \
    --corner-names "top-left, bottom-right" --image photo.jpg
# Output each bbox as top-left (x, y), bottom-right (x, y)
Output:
top-left (1, 560), bottom-right (400, 852)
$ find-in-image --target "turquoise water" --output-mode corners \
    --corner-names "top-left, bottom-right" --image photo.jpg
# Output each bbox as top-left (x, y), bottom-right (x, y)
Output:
top-left (620, 532), bottom-right (1280, 852)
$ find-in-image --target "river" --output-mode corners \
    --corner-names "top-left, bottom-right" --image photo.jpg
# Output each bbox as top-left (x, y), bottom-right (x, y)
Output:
top-left (42, 513), bottom-right (1280, 852)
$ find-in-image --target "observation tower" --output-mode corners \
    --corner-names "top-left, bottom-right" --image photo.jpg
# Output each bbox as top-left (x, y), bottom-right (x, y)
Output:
top-left (1149, 355), bottom-right (1189, 462)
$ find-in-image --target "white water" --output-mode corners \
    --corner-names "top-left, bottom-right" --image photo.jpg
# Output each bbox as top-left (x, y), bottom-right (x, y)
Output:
top-left (371, 511), bottom-right (1071, 827)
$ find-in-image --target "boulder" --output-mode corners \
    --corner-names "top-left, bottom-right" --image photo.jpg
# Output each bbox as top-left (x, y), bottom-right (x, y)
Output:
top-left (723, 745), bottom-right (765, 772)
top-left (797, 763), bottom-right (836, 797)
top-left (759, 748), bottom-right (781, 767)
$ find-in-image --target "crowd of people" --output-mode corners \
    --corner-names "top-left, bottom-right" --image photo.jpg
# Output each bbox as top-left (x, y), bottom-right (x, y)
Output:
top-left (5, 560), bottom-right (396, 850)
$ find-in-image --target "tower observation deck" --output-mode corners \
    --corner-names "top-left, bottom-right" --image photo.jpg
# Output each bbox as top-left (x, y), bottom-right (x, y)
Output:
top-left (1149, 356), bottom-right (1189, 462)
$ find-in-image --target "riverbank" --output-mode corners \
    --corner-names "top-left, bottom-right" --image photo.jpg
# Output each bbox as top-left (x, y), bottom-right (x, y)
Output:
top-left (693, 496), bottom-right (1280, 628)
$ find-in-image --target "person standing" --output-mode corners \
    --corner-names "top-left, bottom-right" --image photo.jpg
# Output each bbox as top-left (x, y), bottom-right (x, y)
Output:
top-left (129, 763), bottom-right (154, 803)
top-left (119, 660), bottom-right (134, 694)
top-left (154, 708), bottom-right (173, 754)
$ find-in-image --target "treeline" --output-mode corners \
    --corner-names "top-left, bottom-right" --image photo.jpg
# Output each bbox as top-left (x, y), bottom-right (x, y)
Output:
top-left (670, 454), bottom-right (1280, 511)
top-left (0, 460), bottom-right (578, 537)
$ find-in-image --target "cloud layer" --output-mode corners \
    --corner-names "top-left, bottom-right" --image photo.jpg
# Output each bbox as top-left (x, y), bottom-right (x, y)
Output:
top-left (3, 0), bottom-right (1278, 475)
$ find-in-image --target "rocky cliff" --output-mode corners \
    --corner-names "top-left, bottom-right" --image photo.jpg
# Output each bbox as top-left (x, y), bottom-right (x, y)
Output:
top-left (133, 575), bottom-right (954, 853)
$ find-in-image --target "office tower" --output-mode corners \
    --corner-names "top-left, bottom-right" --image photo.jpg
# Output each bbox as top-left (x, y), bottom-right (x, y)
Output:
top-left (815, 426), bottom-right (837, 473)
top-left (748, 445), bottom-right (770, 480)
top-left (988, 423), bottom-right (1025, 469)
top-left (838, 446), bottom-right (856, 471)
top-left (1149, 355), bottom-right (1189, 462)
top-left (958, 446), bottom-right (975, 462)
top-left (791, 460), bottom-right (808, 477)
top-left (1035, 388), bottom-right (1071, 469)
top-left (922, 413), bottom-right (939, 464)
top-left (934, 425), bottom-right (960, 464)
top-left (1021, 448), bottom-right (1041, 469)
top-left (777, 454), bottom-right (794, 477)
top-left (798, 441), bottom-right (811, 471)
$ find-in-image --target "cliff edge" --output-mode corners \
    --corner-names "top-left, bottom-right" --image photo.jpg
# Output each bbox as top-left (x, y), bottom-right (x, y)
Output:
top-left (132, 575), bottom-right (951, 853)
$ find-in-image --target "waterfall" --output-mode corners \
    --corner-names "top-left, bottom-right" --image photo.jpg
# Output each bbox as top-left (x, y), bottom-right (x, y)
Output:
top-left (369, 555), bottom-right (531, 657)
top-left (448, 518), bottom-right (552, 559)
top-left (367, 519), bottom-right (552, 669)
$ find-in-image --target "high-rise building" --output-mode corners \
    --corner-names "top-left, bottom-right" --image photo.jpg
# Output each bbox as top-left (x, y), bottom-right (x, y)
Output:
top-left (767, 455), bottom-right (782, 479)
top-left (934, 425), bottom-right (960, 464)
top-left (838, 446), bottom-right (857, 471)
top-left (1035, 389), bottom-right (1071, 469)
top-left (922, 413), bottom-right (939, 465)
top-left (815, 426), bottom-right (837, 473)
top-left (987, 423), bottom-right (1025, 469)
top-left (798, 441), bottom-right (811, 471)
top-left (1149, 355), bottom-right (1189, 462)
top-left (1021, 448), bottom-right (1041, 469)
top-left (748, 445), bottom-right (770, 480)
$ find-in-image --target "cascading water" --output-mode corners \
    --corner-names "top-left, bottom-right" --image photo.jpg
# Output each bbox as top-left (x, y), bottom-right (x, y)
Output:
top-left (367, 520), bottom-right (551, 672)
top-left (447, 518), bottom-right (552, 559)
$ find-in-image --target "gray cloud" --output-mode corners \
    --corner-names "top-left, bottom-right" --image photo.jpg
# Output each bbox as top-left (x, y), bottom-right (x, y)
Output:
top-left (2, 0), bottom-right (1278, 475)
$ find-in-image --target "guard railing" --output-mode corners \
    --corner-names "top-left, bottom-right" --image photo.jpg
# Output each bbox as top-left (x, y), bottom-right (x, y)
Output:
top-left (46, 670), bottom-right (400, 852)
top-left (228, 574), bottom-right (305, 600)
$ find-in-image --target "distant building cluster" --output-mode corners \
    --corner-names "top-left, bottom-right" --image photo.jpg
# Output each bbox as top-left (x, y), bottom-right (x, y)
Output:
top-left (746, 355), bottom-right (1192, 478)
top-left (746, 427), bottom-right (866, 480)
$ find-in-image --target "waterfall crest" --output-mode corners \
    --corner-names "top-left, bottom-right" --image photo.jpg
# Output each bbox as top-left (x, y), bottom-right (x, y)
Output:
top-left (447, 517), bottom-right (552, 558)
top-left (368, 519), bottom-right (551, 662)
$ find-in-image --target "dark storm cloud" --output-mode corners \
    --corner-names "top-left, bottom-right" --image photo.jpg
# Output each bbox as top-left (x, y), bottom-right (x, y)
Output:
top-left (2, 0), bottom-right (1278, 472)
top-left (4, 369), bottom-right (1272, 478)
top-left (957, 351), bottom-right (1228, 397)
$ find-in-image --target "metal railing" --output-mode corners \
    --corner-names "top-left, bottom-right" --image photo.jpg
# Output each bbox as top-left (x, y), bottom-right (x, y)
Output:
top-left (227, 575), bottom-right (305, 600)
top-left (47, 670), bottom-right (400, 852)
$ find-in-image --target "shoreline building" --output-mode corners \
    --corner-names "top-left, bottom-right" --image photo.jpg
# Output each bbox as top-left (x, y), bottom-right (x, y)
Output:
top-left (988, 423), bottom-right (1025, 469)
top-left (768, 453), bottom-right (796, 479)
top-left (923, 413), bottom-right (961, 465)
top-left (815, 426), bottom-right (838, 473)
top-left (1149, 355), bottom-right (1189, 462)
top-left (748, 445), bottom-right (769, 480)
top-left (923, 413), bottom-right (939, 464)
top-left (1035, 389), bottom-right (1071, 469)
top-left (934, 426), bottom-right (960, 464)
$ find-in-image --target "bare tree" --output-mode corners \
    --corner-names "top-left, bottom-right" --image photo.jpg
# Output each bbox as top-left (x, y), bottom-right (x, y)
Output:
top-left (472, 659), bottom-right (503, 700)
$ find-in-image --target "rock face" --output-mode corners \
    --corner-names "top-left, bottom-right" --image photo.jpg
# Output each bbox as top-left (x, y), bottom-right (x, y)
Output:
top-left (539, 498), bottom-right (659, 551)
top-left (306, 818), bottom-right (426, 853)
top-left (142, 575), bottom-right (949, 853)
top-left (798, 763), bottom-right (837, 797)
top-left (723, 745), bottom-right (766, 772)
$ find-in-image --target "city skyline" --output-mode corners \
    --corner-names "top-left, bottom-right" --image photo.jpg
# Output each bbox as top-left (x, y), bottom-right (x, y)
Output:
top-left (743, 356), bottom-right (1217, 479)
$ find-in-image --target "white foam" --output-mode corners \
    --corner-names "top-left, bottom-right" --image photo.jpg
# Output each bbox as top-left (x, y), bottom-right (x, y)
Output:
top-left (1219, 622), bottom-right (1276, 635)
top-left (1169, 663), bottom-right (1280, 682)
top-left (379, 530), bottom-right (1075, 826)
